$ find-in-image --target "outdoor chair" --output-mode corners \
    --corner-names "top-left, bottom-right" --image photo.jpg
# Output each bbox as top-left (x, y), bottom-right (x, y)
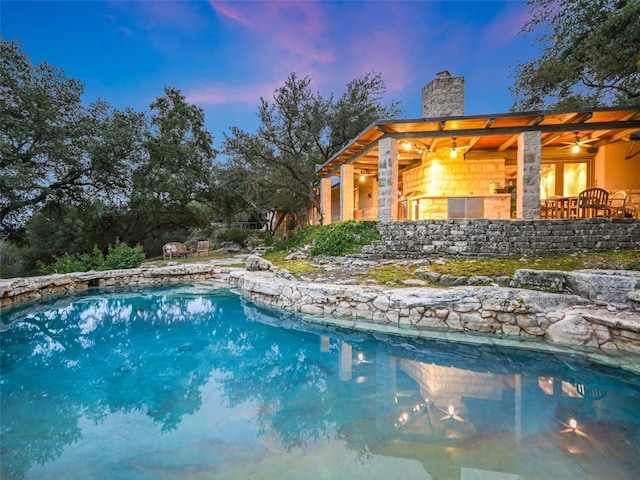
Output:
top-left (577, 188), bottom-right (610, 218)
top-left (196, 240), bottom-right (210, 256)
top-left (162, 242), bottom-right (191, 260)
top-left (623, 205), bottom-right (637, 218)
top-left (607, 190), bottom-right (627, 218)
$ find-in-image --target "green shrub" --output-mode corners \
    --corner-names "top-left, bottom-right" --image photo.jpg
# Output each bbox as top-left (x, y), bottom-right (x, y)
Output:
top-left (224, 228), bottom-right (250, 247)
top-left (269, 222), bottom-right (379, 256)
top-left (104, 240), bottom-right (146, 269)
top-left (37, 253), bottom-right (87, 275)
top-left (37, 241), bottom-right (145, 274)
top-left (311, 221), bottom-right (379, 256)
top-left (626, 260), bottom-right (640, 271)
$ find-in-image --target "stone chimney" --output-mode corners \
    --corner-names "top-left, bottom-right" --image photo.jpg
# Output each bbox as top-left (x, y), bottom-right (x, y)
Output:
top-left (421, 70), bottom-right (465, 117)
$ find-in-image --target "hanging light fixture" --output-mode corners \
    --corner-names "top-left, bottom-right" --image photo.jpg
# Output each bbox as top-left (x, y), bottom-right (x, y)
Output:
top-left (571, 133), bottom-right (581, 153)
top-left (449, 138), bottom-right (458, 158)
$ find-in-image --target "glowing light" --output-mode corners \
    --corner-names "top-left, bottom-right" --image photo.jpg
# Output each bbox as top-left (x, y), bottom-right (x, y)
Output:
top-left (403, 142), bottom-right (412, 151)
top-left (447, 405), bottom-right (455, 415)
top-left (450, 149), bottom-right (458, 159)
top-left (569, 418), bottom-right (578, 430)
top-left (357, 352), bottom-right (364, 362)
top-left (360, 174), bottom-right (366, 182)
top-left (571, 144), bottom-right (581, 154)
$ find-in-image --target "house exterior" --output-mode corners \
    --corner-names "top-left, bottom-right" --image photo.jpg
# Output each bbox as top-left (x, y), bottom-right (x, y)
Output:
top-left (316, 72), bottom-right (640, 224)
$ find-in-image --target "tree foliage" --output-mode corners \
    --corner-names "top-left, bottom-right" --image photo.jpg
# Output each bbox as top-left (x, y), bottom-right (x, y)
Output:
top-left (510, 0), bottom-right (640, 110)
top-left (223, 72), bottom-right (402, 226)
top-left (1, 38), bottom-right (91, 240)
top-left (121, 86), bottom-right (217, 246)
top-left (1, 37), bottom-right (220, 272)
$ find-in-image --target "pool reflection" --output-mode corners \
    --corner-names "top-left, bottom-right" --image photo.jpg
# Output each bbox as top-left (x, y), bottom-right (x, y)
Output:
top-left (1, 287), bottom-right (639, 480)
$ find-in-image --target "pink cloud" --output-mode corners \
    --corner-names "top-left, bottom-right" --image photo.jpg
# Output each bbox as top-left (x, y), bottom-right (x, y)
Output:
top-left (185, 80), bottom-right (282, 106)
top-left (208, 1), bottom-right (335, 74)
top-left (481, 6), bottom-right (529, 50)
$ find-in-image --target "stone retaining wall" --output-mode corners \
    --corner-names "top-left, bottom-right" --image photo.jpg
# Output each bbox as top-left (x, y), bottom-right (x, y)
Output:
top-left (229, 270), bottom-right (640, 362)
top-left (0, 264), bottom-right (234, 308)
top-left (2, 263), bottom-right (640, 372)
top-left (361, 219), bottom-right (640, 258)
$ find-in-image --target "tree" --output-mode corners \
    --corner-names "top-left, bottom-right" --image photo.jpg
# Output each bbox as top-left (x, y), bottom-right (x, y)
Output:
top-left (120, 87), bottom-right (217, 246)
top-left (223, 72), bottom-right (401, 226)
top-left (1, 38), bottom-right (90, 242)
top-left (510, 0), bottom-right (640, 111)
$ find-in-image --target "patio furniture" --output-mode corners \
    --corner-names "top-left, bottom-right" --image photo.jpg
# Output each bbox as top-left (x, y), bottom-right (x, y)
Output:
top-left (577, 188), bottom-right (610, 218)
top-left (623, 205), bottom-right (637, 218)
top-left (540, 198), bottom-right (559, 219)
top-left (196, 240), bottom-right (210, 256)
top-left (162, 242), bottom-right (191, 260)
top-left (607, 190), bottom-right (627, 218)
top-left (540, 196), bottom-right (579, 219)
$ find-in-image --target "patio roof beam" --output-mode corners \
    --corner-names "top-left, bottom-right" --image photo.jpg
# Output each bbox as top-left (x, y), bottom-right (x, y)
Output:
top-left (592, 128), bottom-right (639, 147)
top-left (529, 115), bottom-right (545, 126)
top-left (321, 139), bottom-right (380, 177)
top-left (542, 133), bottom-right (564, 146)
top-left (499, 115), bottom-right (546, 151)
top-left (381, 120), bottom-right (640, 140)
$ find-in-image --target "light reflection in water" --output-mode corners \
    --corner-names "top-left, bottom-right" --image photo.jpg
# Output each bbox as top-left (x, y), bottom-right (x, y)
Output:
top-left (1, 285), bottom-right (639, 480)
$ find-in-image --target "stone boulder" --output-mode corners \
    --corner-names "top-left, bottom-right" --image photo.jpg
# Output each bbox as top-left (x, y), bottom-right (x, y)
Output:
top-left (546, 314), bottom-right (598, 347)
top-left (510, 269), bottom-right (568, 293)
top-left (565, 270), bottom-right (640, 304)
top-left (245, 255), bottom-right (273, 272)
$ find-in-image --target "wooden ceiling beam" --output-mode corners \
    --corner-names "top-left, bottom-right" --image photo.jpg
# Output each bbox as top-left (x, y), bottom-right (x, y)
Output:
top-left (592, 129), bottom-right (638, 147)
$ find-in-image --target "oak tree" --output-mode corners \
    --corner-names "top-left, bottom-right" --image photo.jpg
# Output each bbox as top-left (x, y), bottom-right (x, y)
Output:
top-left (510, 0), bottom-right (640, 110)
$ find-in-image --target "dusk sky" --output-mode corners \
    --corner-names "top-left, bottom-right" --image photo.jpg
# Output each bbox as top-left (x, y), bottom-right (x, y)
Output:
top-left (2, 0), bottom-right (537, 147)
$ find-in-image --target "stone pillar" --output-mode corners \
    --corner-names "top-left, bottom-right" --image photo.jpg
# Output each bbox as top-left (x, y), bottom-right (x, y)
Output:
top-left (320, 176), bottom-right (332, 225)
top-left (517, 131), bottom-right (541, 219)
top-left (422, 70), bottom-right (465, 117)
top-left (378, 137), bottom-right (399, 222)
top-left (340, 164), bottom-right (354, 221)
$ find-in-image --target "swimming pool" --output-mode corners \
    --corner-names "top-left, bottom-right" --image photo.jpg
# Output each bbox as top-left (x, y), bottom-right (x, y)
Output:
top-left (2, 284), bottom-right (639, 479)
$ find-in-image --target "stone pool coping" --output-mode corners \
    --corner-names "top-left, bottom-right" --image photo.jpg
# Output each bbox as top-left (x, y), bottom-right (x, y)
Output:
top-left (2, 262), bottom-right (640, 374)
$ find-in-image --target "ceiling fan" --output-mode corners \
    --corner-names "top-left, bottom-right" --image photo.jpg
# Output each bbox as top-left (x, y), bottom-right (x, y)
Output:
top-left (444, 137), bottom-right (471, 158)
top-left (561, 131), bottom-right (599, 153)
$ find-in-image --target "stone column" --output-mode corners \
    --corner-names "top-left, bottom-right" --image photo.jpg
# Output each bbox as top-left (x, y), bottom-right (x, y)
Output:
top-left (340, 164), bottom-right (354, 221)
top-left (517, 131), bottom-right (541, 219)
top-left (320, 176), bottom-right (332, 225)
top-left (378, 137), bottom-right (399, 222)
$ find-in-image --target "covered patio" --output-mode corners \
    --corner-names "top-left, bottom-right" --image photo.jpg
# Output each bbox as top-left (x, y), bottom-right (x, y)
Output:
top-left (316, 76), bottom-right (640, 224)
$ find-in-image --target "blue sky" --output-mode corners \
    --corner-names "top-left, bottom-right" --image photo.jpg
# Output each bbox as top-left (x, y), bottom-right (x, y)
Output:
top-left (1, 0), bottom-right (536, 147)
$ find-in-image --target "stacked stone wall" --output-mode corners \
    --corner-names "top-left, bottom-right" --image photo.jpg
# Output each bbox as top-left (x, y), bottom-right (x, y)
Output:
top-left (361, 219), bottom-right (640, 259)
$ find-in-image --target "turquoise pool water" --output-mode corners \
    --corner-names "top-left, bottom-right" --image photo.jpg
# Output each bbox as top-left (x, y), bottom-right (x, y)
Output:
top-left (1, 284), bottom-right (639, 479)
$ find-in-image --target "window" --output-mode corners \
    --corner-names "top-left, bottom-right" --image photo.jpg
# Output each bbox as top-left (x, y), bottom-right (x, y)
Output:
top-left (540, 159), bottom-right (591, 199)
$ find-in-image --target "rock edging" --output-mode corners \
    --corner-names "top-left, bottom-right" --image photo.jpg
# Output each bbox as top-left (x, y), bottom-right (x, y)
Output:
top-left (228, 269), bottom-right (640, 358)
top-left (2, 258), bottom-right (640, 370)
